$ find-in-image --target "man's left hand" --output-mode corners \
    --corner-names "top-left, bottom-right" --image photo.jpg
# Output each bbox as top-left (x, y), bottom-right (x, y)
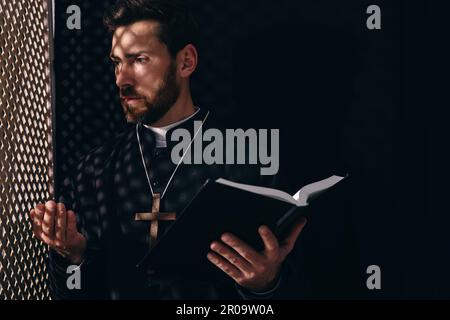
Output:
top-left (207, 217), bottom-right (307, 292)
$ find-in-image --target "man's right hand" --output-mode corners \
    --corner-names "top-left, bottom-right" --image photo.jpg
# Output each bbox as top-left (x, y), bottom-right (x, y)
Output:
top-left (30, 201), bottom-right (87, 265)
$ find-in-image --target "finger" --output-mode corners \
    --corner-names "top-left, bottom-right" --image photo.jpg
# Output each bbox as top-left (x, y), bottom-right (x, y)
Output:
top-left (280, 217), bottom-right (307, 257)
top-left (30, 209), bottom-right (43, 240)
top-left (34, 203), bottom-right (45, 224)
top-left (66, 210), bottom-right (77, 236)
top-left (207, 251), bottom-right (243, 283)
top-left (31, 206), bottom-right (45, 238)
top-left (34, 221), bottom-right (54, 245)
top-left (220, 233), bottom-right (261, 265)
top-left (39, 232), bottom-right (56, 246)
top-left (32, 204), bottom-right (53, 244)
top-left (258, 225), bottom-right (280, 259)
top-left (30, 209), bottom-right (37, 223)
top-left (55, 203), bottom-right (67, 244)
top-left (210, 241), bottom-right (253, 275)
top-left (42, 201), bottom-right (56, 239)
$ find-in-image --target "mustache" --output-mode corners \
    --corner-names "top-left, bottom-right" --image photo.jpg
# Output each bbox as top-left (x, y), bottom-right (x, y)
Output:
top-left (120, 87), bottom-right (143, 99)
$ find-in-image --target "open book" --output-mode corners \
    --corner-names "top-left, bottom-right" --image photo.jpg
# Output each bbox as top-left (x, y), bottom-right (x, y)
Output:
top-left (216, 175), bottom-right (346, 207)
top-left (137, 175), bottom-right (347, 276)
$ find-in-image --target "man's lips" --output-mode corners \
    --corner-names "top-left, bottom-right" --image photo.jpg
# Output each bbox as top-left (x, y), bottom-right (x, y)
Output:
top-left (121, 96), bottom-right (143, 103)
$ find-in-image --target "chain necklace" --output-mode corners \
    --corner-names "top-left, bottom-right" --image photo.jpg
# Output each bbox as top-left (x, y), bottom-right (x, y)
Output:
top-left (135, 110), bottom-right (210, 199)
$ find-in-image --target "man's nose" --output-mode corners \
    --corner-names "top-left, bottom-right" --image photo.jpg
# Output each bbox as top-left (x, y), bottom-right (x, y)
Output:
top-left (115, 64), bottom-right (134, 88)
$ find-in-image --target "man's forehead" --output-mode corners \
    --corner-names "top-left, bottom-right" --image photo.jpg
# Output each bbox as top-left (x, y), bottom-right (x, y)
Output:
top-left (111, 20), bottom-right (162, 54)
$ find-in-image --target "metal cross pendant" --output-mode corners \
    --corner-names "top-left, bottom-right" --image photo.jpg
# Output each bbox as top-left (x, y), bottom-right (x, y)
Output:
top-left (135, 193), bottom-right (176, 247)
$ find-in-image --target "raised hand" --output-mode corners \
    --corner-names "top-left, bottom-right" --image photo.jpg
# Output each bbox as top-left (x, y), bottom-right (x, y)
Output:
top-left (30, 201), bottom-right (86, 264)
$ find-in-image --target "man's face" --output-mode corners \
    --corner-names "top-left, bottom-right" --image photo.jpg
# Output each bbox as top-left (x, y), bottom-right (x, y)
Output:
top-left (110, 20), bottom-right (180, 124)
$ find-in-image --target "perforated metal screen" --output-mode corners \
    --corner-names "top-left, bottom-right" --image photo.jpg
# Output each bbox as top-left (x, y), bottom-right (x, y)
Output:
top-left (0, 0), bottom-right (53, 300)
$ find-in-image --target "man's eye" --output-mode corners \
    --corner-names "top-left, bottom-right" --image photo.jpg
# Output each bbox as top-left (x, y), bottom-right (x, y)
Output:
top-left (135, 57), bottom-right (147, 64)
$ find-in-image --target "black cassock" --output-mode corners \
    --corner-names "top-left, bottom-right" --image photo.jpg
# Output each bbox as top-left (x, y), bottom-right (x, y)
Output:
top-left (49, 108), bottom-right (295, 299)
top-left (48, 108), bottom-right (363, 299)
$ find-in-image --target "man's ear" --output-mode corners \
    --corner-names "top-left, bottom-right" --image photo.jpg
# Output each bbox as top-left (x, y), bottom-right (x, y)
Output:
top-left (177, 44), bottom-right (198, 78)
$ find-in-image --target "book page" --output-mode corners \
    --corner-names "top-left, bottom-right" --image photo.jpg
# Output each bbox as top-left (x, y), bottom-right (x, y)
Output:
top-left (293, 175), bottom-right (346, 205)
top-left (215, 178), bottom-right (299, 206)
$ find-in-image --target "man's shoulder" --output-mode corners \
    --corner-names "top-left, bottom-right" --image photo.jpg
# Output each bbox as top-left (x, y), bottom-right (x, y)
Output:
top-left (76, 125), bottom-right (135, 170)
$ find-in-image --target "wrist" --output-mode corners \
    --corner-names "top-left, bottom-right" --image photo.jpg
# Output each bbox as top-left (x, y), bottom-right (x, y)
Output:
top-left (253, 274), bottom-right (280, 293)
top-left (67, 235), bottom-right (87, 265)
top-left (68, 253), bottom-right (85, 265)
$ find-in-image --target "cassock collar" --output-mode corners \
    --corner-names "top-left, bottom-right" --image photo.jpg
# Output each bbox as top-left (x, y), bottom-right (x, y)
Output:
top-left (165, 107), bottom-right (210, 149)
top-left (138, 108), bottom-right (210, 151)
top-left (143, 108), bottom-right (201, 148)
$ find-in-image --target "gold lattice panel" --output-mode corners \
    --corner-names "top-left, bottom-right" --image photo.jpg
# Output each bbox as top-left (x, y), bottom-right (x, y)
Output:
top-left (0, 0), bottom-right (53, 300)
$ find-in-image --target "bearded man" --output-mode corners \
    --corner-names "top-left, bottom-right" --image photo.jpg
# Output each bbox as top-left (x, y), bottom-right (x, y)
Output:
top-left (29, 0), bottom-right (307, 299)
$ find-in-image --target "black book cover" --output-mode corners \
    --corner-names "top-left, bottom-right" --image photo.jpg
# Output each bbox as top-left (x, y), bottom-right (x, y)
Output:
top-left (136, 177), bottom-right (344, 279)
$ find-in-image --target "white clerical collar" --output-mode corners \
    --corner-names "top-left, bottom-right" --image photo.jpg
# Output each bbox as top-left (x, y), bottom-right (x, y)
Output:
top-left (143, 108), bottom-right (200, 148)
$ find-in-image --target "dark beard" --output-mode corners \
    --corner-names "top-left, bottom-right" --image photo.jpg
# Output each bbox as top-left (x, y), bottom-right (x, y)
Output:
top-left (124, 61), bottom-right (180, 125)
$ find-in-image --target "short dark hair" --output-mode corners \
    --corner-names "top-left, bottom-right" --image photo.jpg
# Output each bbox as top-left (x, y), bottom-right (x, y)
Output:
top-left (103, 0), bottom-right (199, 58)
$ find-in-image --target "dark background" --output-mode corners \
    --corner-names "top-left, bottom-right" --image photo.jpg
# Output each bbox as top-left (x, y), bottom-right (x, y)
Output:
top-left (53, 0), bottom-right (450, 298)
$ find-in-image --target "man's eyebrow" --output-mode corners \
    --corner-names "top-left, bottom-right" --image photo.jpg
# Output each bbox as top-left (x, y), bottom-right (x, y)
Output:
top-left (109, 51), bottom-right (151, 60)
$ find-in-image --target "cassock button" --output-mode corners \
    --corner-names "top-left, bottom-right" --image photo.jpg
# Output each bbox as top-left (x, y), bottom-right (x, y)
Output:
top-left (152, 181), bottom-right (159, 188)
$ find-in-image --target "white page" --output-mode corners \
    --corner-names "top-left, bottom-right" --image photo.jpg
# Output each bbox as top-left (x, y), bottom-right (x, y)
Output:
top-left (215, 178), bottom-right (299, 206)
top-left (293, 175), bottom-right (345, 205)
top-left (216, 175), bottom-right (345, 207)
